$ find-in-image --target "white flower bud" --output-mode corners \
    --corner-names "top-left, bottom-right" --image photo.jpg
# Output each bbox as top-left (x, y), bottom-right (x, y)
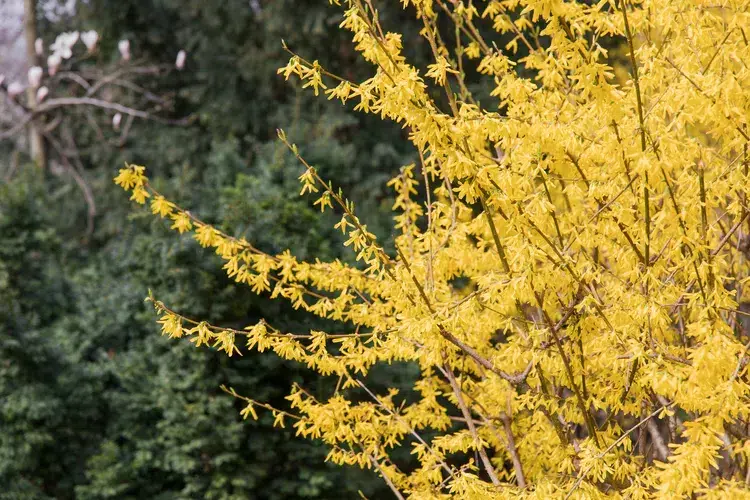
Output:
top-left (118, 40), bottom-right (131, 61)
top-left (35, 38), bottom-right (44, 56)
top-left (36, 86), bottom-right (49, 102)
top-left (112, 112), bottom-right (122, 130)
top-left (28, 66), bottom-right (43, 88)
top-left (175, 50), bottom-right (186, 70)
top-left (47, 53), bottom-right (62, 76)
top-left (81, 31), bottom-right (99, 52)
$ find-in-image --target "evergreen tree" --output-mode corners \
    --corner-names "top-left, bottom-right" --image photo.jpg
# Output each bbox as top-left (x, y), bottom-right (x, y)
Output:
top-left (2, 0), bottom-right (422, 497)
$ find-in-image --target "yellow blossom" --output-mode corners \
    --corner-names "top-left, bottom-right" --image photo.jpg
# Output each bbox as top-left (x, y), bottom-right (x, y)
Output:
top-left (117, 0), bottom-right (750, 497)
top-left (170, 212), bottom-right (192, 233)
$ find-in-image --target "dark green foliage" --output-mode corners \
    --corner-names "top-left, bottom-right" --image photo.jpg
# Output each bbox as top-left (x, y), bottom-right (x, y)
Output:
top-left (2, 1), bottom-right (425, 498)
top-left (0, 170), bottom-right (103, 499)
top-left (0, 164), bottom-right (389, 499)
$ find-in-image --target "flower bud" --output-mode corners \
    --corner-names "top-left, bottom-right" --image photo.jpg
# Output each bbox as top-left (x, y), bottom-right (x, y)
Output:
top-left (28, 66), bottom-right (43, 88)
top-left (47, 53), bottom-right (62, 76)
top-left (36, 86), bottom-right (49, 102)
top-left (118, 40), bottom-right (131, 61)
top-left (175, 49), bottom-right (186, 70)
top-left (81, 31), bottom-right (99, 53)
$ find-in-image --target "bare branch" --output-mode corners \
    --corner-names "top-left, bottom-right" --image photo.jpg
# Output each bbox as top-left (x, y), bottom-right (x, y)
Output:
top-left (444, 367), bottom-right (501, 486)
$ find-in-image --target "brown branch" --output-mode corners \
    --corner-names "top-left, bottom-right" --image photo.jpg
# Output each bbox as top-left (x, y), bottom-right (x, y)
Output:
top-left (533, 290), bottom-right (600, 447)
top-left (83, 64), bottom-right (169, 97)
top-left (34, 97), bottom-right (191, 124)
top-left (500, 409), bottom-right (527, 488)
top-left (364, 450), bottom-right (405, 500)
top-left (0, 97), bottom-right (192, 140)
top-left (647, 419), bottom-right (669, 461)
top-left (444, 367), bottom-right (501, 486)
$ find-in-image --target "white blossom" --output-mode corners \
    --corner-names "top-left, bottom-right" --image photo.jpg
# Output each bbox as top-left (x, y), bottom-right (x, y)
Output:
top-left (50, 31), bottom-right (79, 60)
top-left (175, 50), bottom-right (186, 70)
top-left (118, 40), bottom-right (131, 61)
top-left (35, 38), bottom-right (44, 56)
top-left (112, 112), bottom-right (122, 130)
top-left (28, 66), bottom-right (43, 88)
top-left (81, 31), bottom-right (99, 52)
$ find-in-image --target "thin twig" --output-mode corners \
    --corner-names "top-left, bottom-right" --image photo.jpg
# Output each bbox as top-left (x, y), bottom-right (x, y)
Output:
top-left (500, 407), bottom-right (527, 488)
top-left (364, 450), bottom-right (405, 500)
top-left (444, 367), bottom-right (501, 486)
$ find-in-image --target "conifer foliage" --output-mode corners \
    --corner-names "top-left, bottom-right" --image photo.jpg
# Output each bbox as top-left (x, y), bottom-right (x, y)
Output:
top-left (118, 0), bottom-right (750, 496)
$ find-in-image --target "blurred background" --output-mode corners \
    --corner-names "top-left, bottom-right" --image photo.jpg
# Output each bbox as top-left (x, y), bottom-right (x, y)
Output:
top-left (0, 0), bottom-right (430, 497)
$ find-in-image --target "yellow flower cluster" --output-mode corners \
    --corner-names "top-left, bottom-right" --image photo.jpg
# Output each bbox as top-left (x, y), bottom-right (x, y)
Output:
top-left (117, 0), bottom-right (750, 497)
top-left (114, 164), bottom-right (149, 204)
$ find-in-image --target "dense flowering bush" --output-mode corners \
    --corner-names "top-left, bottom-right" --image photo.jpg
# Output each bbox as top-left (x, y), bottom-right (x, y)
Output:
top-left (117, 0), bottom-right (750, 497)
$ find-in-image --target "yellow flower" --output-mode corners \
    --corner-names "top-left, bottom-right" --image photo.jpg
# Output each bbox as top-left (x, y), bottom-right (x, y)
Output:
top-left (194, 224), bottom-right (217, 247)
top-left (114, 164), bottom-right (146, 190)
top-left (170, 212), bottom-right (192, 233)
top-left (129, 187), bottom-right (150, 204)
top-left (150, 196), bottom-right (173, 217)
top-left (117, 1), bottom-right (750, 495)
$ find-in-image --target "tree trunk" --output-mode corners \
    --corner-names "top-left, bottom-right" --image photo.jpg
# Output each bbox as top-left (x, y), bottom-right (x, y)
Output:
top-left (23, 0), bottom-right (46, 169)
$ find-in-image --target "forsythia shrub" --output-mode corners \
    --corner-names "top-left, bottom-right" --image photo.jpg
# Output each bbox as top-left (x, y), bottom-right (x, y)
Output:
top-left (116, 0), bottom-right (750, 497)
